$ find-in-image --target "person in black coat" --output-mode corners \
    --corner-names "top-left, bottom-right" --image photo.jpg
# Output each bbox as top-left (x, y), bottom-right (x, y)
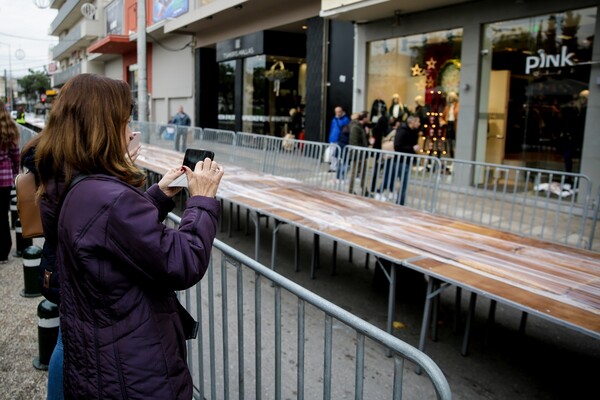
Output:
top-left (392, 115), bottom-right (421, 205)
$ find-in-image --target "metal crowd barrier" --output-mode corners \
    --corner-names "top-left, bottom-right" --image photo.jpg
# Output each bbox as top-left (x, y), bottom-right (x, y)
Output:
top-left (131, 122), bottom-right (598, 249)
top-left (330, 146), bottom-right (441, 212)
top-left (18, 125), bottom-right (39, 147)
top-left (436, 158), bottom-right (593, 248)
top-left (165, 213), bottom-right (452, 400)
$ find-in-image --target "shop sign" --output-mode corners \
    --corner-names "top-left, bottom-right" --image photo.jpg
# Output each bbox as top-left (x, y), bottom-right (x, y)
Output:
top-left (217, 32), bottom-right (264, 62)
top-left (525, 45), bottom-right (575, 74)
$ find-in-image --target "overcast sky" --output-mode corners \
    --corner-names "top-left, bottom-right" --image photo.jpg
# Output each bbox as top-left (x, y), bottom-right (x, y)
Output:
top-left (0, 0), bottom-right (57, 78)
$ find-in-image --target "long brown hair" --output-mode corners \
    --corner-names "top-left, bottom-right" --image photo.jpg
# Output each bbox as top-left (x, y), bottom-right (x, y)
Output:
top-left (0, 100), bottom-right (19, 151)
top-left (35, 74), bottom-right (145, 193)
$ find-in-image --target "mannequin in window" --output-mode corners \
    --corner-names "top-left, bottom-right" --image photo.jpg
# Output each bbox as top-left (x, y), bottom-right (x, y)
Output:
top-left (413, 95), bottom-right (428, 127)
top-left (389, 93), bottom-right (408, 123)
top-left (440, 91), bottom-right (459, 158)
top-left (370, 97), bottom-right (387, 124)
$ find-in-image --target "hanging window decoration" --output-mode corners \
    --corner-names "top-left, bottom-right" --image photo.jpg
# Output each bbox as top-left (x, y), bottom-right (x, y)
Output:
top-left (264, 61), bottom-right (293, 96)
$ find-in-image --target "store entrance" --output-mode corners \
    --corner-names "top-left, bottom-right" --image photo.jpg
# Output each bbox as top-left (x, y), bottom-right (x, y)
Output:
top-left (479, 7), bottom-right (595, 173)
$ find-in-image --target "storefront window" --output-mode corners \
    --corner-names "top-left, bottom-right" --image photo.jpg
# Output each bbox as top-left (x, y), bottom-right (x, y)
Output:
top-left (367, 28), bottom-right (463, 157)
top-left (242, 56), bottom-right (305, 136)
top-left (218, 60), bottom-right (236, 131)
top-left (479, 7), bottom-right (596, 172)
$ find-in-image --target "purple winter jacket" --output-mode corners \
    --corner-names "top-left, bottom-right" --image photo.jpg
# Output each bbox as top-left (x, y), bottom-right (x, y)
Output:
top-left (47, 174), bottom-right (220, 399)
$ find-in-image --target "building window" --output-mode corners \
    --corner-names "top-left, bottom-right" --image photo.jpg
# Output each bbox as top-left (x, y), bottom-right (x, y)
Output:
top-left (367, 28), bottom-right (463, 157)
top-left (218, 60), bottom-right (236, 131)
top-left (479, 7), bottom-right (596, 172)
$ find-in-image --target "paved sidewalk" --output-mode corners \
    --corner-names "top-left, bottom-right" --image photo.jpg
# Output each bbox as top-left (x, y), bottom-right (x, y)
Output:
top-left (0, 238), bottom-right (48, 400)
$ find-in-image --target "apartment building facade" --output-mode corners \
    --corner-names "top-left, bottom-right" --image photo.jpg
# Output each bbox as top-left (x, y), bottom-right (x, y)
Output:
top-left (49, 0), bottom-right (194, 124)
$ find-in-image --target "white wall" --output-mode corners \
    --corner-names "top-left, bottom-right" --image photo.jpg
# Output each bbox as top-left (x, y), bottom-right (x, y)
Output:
top-left (104, 58), bottom-right (123, 80)
top-left (151, 35), bottom-right (194, 124)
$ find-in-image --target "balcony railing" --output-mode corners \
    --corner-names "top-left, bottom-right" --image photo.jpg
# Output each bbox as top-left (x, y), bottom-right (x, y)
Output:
top-left (52, 63), bottom-right (82, 87)
top-left (49, 0), bottom-right (83, 36)
top-left (52, 19), bottom-right (102, 60)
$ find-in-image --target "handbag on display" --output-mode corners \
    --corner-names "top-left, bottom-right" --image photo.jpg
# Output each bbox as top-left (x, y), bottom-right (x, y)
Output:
top-left (15, 171), bottom-right (44, 238)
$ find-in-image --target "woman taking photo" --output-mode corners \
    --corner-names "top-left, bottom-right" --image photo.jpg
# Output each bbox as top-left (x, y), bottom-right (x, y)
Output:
top-left (34, 73), bottom-right (223, 399)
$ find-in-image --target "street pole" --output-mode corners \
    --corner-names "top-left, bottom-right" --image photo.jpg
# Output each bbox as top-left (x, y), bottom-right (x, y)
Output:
top-left (0, 42), bottom-right (14, 110)
top-left (137, 0), bottom-right (148, 123)
top-left (7, 43), bottom-right (13, 111)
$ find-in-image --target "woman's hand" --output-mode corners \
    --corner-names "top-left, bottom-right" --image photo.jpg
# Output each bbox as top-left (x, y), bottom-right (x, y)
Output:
top-left (157, 167), bottom-right (185, 198)
top-left (185, 157), bottom-right (224, 198)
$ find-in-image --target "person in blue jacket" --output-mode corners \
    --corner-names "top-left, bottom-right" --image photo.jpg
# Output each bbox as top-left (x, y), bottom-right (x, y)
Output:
top-left (328, 106), bottom-right (350, 174)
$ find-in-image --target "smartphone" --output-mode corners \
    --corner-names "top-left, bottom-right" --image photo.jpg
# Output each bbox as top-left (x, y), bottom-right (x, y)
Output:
top-left (168, 148), bottom-right (215, 187)
top-left (182, 148), bottom-right (214, 169)
top-left (128, 131), bottom-right (141, 152)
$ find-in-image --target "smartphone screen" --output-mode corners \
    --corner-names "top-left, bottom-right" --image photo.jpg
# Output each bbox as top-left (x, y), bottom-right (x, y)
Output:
top-left (183, 149), bottom-right (215, 169)
top-left (168, 149), bottom-right (216, 188)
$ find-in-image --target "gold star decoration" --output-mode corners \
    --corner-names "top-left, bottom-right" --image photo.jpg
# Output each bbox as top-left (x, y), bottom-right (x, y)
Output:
top-left (426, 76), bottom-right (435, 88)
top-left (426, 58), bottom-right (437, 70)
top-left (414, 78), bottom-right (427, 91)
top-left (411, 64), bottom-right (424, 77)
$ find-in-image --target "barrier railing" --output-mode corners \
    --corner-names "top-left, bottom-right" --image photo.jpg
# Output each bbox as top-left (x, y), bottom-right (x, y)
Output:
top-left (436, 158), bottom-right (593, 248)
top-left (332, 146), bottom-right (441, 212)
top-left (129, 122), bottom-right (598, 250)
top-left (18, 125), bottom-right (39, 147)
top-left (165, 213), bottom-right (452, 400)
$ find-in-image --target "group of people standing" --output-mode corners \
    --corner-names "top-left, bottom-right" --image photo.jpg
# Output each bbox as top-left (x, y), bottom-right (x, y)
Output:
top-left (327, 101), bottom-right (422, 205)
top-left (327, 91), bottom-right (461, 204)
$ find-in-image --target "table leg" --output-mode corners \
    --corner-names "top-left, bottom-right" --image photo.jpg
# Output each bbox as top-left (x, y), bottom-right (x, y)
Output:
top-left (271, 220), bottom-right (283, 271)
top-left (245, 209), bottom-right (250, 236)
top-left (485, 300), bottom-right (497, 346)
top-left (294, 227), bottom-right (300, 272)
top-left (519, 312), bottom-right (528, 335)
top-left (454, 287), bottom-right (462, 333)
top-left (461, 292), bottom-right (477, 356)
top-left (236, 205), bottom-right (240, 230)
top-left (365, 253), bottom-right (370, 269)
top-left (228, 202), bottom-right (233, 238)
top-left (250, 211), bottom-right (260, 262)
top-left (385, 264), bottom-right (397, 358)
top-left (349, 247), bottom-right (353, 263)
top-left (311, 234), bottom-right (320, 279)
top-left (417, 277), bottom-right (435, 374)
top-left (332, 241), bottom-right (338, 276)
top-left (219, 198), bottom-right (225, 233)
top-left (431, 280), bottom-right (440, 342)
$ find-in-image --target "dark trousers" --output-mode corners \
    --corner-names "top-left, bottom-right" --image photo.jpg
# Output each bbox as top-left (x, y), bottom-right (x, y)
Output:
top-left (0, 186), bottom-right (12, 260)
top-left (175, 127), bottom-right (188, 152)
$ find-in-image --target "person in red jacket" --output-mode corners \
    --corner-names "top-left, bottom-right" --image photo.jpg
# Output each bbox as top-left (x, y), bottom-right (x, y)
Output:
top-left (34, 73), bottom-right (224, 399)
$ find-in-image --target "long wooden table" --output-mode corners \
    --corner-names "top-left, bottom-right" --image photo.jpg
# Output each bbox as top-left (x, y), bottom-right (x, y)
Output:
top-left (136, 144), bottom-right (600, 355)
